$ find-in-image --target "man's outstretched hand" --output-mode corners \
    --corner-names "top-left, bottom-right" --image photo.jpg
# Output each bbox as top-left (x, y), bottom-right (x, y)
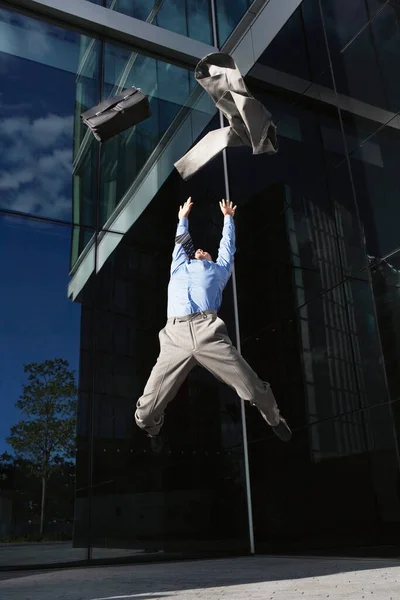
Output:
top-left (178, 197), bottom-right (193, 220)
top-left (219, 199), bottom-right (237, 217)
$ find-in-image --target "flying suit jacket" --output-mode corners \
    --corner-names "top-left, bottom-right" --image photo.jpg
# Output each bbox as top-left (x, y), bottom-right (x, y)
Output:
top-left (174, 52), bottom-right (278, 181)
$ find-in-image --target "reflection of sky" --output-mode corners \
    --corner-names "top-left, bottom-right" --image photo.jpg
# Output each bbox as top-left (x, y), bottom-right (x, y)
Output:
top-left (0, 6), bottom-right (202, 458)
top-left (0, 9), bottom-right (82, 453)
top-left (0, 217), bottom-right (81, 454)
top-left (0, 62), bottom-right (74, 221)
top-left (0, 10), bottom-right (79, 222)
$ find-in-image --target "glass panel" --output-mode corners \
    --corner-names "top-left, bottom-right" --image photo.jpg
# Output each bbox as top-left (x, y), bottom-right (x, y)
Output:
top-left (257, 1), bottom-right (318, 80)
top-left (370, 247), bottom-right (400, 406)
top-left (0, 213), bottom-right (93, 566)
top-left (216, 0), bottom-right (251, 46)
top-left (232, 75), bottom-right (366, 301)
top-left (0, 8), bottom-right (100, 224)
top-left (361, 401), bottom-right (400, 544)
top-left (390, 398), bottom-right (400, 470)
top-left (322, 0), bottom-right (400, 122)
top-left (264, 0), bottom-right (400, 171)
top-left (71, 142), bottom-right (98, 267)
top-left (250, 12), bottom-right (370, 285)
top-left (348, 279), bottom-right (390, 409)
top-left (258, 0), bottom-right (400, 164)
top-left (73, 145), bottom-right (250, 559)
top-left (104, 0), bottom-right (213, 45)
top-left (233, 0), bottom-right (400, 546)
top-left (98, 42), bottom-right (215, 229)
top-left (323, 160), bottom-right (369, 281)
top-left (349, 124), bottom-right (400, 259)
top-left (241, 276), bottom-right (395, 551)
top-left (257, 0), bottom-right (332, 83)
top-left (320, 0), bottom-right (372, 58)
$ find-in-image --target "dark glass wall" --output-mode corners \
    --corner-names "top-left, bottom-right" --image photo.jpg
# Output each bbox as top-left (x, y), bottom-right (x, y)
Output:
top-left (86, 0), bottom-right (213, 44)
top-left (98, 44), bottom-right (195, 229)
top-left (76, 114), bottom-right (250, 559)
top-left (216, 0), bottom-right (252, 45)
top-left (238, 0), bottom-right (400, 552)
top-left (0, 7), bottom-right (99, 567)
top-left (4, 0), bottom-right (400, 570)
top-left (72, 41), bottom-right (210, 262)
top-left (0, 2), bottom-right (219, 568)
top-left (88, 0), bottom-right (252, 47)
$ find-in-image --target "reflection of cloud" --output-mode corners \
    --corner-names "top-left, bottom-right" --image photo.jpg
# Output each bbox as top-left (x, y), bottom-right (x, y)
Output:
top-left (0, 114), bottom-right (73, 220)
top-left (1, 114), bottom-right (73, 148)
top-left (9, 192), bottom-right (70, 220)
top-left (0, 168), bottom-right (33, 190)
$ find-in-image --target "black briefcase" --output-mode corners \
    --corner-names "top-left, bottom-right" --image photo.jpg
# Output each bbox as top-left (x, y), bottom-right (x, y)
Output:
top-left (81, 87), bottom-right (151, 142)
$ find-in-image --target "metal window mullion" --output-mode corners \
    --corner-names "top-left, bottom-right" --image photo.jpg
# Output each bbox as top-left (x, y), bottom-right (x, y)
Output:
top-left (86, 35), bottom-right (105, 564)
top-left (210, 0), bottom-right (255, 556)
top-left (220, 116), bottom-right (256, 557)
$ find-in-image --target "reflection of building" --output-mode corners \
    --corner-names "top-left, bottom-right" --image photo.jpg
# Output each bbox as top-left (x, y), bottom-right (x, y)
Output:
top-left (5, 0), bottom-right (400, 565)
top-left (288, 195), bottom-right (368, 458)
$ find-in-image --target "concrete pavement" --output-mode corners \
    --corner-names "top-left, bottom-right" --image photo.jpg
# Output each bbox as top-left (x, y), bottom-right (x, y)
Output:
top-left (1, 555), bottom-right (400, 599)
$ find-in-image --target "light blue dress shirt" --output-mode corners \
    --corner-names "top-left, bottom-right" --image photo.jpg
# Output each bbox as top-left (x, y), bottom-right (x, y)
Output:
top-left (167, 216), bottom-right (236, 318)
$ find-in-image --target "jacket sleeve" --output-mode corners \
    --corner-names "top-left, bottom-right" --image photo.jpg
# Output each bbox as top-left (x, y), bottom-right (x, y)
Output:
top-left (171, 217), bottom-right (189, 274)
top-left (216, 215), bottom-right (236, 278)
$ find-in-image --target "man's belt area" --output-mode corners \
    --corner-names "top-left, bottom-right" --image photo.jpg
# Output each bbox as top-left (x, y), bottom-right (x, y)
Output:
top-left (168, 310), bottom-right (216, 323)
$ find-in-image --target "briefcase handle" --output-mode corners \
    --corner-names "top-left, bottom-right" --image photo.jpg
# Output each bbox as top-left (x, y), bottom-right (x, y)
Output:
top-left (82, 87), bottom-right (139, 120)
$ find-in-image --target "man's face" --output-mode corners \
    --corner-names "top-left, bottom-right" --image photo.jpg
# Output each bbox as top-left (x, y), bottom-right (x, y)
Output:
top-left (195, 249), bottom-right (212, 261)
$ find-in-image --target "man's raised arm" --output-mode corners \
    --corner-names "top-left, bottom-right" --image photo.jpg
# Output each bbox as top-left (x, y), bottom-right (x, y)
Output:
top-left (171, 197), bottom-right (194, 274)
top-left (216, 200), bottom-right (237, 275)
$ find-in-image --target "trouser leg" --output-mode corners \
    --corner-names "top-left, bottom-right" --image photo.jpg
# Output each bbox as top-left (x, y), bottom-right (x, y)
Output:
top-left (193, 313), bottom-right (281, 426)
top-left (135, 322), bottom-right (195, 436)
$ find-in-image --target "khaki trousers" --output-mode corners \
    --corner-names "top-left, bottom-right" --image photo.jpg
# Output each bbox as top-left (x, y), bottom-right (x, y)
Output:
top-left (135, 311), bottom-right (281, 436)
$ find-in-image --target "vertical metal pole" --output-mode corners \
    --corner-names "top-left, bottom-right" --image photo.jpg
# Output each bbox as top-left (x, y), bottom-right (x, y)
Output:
top-left (87, 37), bottom-right (105, 564)
top-left (220, 119), bottom-right (255, 556)
top-left (209, 0), bottom-right (219, 49)
top-left (210, 0), bottom-right (255, 555)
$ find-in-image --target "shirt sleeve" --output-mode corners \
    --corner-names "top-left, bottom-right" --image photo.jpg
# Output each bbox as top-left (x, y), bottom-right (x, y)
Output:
top-left (171, 217), bottom-right (189, 274)
top-left (216, 215), bottom-right (236, 275)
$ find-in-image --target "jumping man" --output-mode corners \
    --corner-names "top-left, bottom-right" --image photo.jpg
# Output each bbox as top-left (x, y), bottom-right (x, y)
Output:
top-left (135, 198), bottom-right (292, 449)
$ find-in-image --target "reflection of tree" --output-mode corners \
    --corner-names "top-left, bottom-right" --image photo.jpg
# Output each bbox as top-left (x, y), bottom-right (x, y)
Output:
top-left (6, 359), bottom-right (77, 535)
top-left (0, 452), bottom-right (39, 532)
top-left (0, 452), bottom-right (75, 539)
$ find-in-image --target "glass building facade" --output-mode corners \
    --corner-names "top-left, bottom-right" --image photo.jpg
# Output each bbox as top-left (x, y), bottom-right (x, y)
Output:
top-left (1, 0), bottom-right (400, 568)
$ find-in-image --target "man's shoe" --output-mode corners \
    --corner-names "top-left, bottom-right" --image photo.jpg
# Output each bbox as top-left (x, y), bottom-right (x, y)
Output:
top-left (148, 434), bottom-right (164, 453)
top-left (271, 417), bottom-right (292, 442)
